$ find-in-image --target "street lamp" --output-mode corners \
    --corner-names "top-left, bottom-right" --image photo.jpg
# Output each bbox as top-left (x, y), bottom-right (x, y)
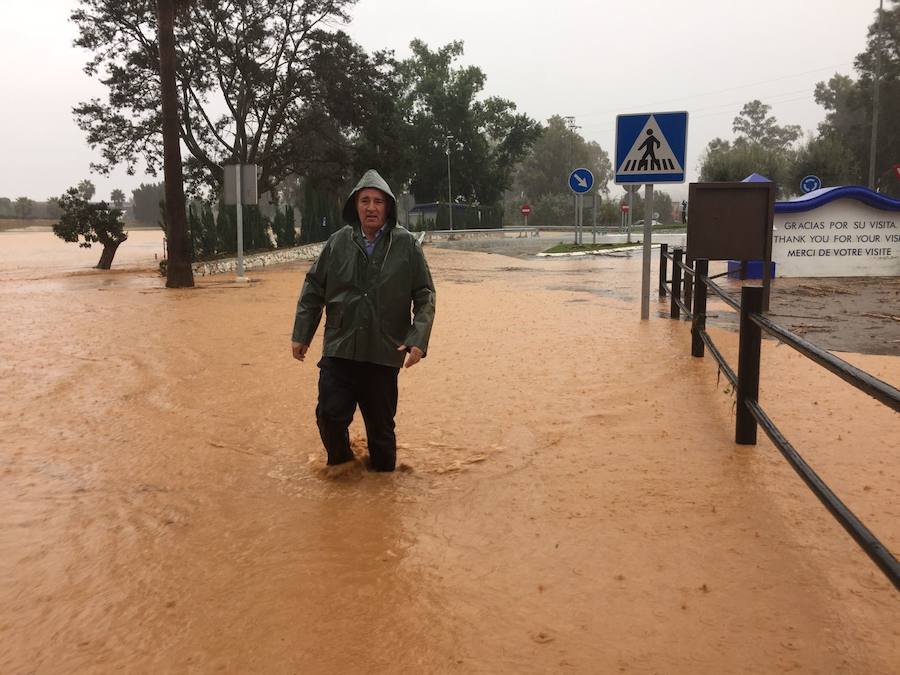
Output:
top-left (563, 116), bottom-right (582, 243)
top-left (868, 0), bottom-right (884, 190)
top-left (445, 134), bottom-right (454, 231)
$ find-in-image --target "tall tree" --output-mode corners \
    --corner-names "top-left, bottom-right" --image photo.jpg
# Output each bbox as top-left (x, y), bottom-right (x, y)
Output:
top-left (698, 139), bottom-right (794, 196)
top-left (731, 100), bottom-right (801, 151)
top-left (157, 0), bottom-right (193, 287)
top-left (515, 115), bottom-right (612, 199)
top-left (131, 182), bottom-right (166, 224)
top-left (14, 197), bottom-right (34, 219)
top-left (53, 188), bottom-right (128, 269)
top-left (699, 100), bottom-right (800, 195)
top-left (395, 40), bottom-right (541, 205)
top-left (110, 188), bottom-right (126, 209)
top-left (815, 1), bottom-right (900, 195)
top-left (44, 197), bottom-right (64, 219)
top-left (77, 179), bottom-right (96, 200)
top-left (788, 134), bottom-right (862, 191)
top-left (71, 0), bottom-right (370, 196)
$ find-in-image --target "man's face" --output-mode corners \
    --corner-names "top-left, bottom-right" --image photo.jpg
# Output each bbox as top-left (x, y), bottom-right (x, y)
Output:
top-left (356, 188), bottom-right (388, 237)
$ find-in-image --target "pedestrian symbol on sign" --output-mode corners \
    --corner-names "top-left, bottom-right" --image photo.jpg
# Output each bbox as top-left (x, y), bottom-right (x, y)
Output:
top-left (638, 130), bottom-right (661, 170)
top-left (617, 115), bottom-right (684, 176)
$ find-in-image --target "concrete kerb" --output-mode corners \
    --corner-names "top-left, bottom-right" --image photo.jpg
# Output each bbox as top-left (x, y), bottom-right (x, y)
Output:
top-left (191, 242), bottom-right (325, 276)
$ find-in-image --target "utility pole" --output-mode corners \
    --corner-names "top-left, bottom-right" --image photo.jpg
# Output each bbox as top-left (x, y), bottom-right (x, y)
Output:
top-left (868, 0), bottom-right (884, 190)
top-left (445, 134), bottom-right (454, 231)
top-left (563, 116), bottom-right (581, 243)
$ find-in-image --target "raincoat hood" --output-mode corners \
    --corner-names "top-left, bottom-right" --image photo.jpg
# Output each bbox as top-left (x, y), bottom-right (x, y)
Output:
top-left (342, 169), bottom-right (397, 227)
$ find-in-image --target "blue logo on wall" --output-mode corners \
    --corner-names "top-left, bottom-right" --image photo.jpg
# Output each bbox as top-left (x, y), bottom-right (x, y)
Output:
top-left (800, 175), bottom-right (822, 193)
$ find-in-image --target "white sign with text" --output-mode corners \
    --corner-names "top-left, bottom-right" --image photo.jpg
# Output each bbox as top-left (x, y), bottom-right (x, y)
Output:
top-left (772, 200), bottom-right (899, 277)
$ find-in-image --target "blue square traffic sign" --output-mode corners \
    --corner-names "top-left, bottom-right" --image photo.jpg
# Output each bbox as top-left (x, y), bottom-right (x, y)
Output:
top-left (615, 111), bottom-right (688, 184)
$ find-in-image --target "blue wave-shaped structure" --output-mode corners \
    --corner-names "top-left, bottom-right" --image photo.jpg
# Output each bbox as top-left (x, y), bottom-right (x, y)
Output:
top-left (775, 185), bottom-right (900, 213)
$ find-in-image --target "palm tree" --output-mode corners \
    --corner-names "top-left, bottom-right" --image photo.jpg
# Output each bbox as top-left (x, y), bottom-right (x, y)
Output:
top-left (110, 189), bottom-right (126, 209)
top-left (157, 0), bottom-right (194, 288)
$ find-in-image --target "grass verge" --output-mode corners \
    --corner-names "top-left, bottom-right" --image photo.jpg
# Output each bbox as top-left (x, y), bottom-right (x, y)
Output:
top-left (542, 242), bottom-right (643, 254)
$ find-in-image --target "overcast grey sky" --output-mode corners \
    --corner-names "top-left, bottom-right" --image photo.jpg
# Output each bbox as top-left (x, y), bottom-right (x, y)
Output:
top-left (0, 0), bottom-right (879, 203)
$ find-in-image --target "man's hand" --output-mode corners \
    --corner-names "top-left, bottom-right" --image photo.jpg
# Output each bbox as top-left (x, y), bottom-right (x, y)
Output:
top-left (397, 344), bottom-right (424, 368)
top-left (292, 341), bottom-right (309, 362)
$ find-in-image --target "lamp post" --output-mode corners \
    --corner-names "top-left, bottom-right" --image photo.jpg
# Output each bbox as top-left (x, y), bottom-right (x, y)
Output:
top-left (868, 0), bottom-right (884, 190)
top-left (445, 134), bottom-right (454, 231)
top-left (563, 116), bottom-right (581, 243)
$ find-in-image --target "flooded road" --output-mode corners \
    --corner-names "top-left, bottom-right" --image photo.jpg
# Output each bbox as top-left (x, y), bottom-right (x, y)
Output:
top-left (1, 239), bottom-right (898, 673)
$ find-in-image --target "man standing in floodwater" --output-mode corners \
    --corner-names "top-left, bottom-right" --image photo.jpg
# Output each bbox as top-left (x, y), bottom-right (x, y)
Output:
top-left (291, 169), bottom-right (436, 474)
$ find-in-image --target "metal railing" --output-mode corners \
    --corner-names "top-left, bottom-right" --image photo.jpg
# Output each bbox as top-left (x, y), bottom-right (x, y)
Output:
top-left (659, 244), bottom-right (900, 589)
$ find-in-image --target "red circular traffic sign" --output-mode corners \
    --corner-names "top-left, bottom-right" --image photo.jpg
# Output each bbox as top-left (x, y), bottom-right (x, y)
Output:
top-left (520, 204), bottom-right (532, 216)
top-left (621, 204), bottom-right (630, 213)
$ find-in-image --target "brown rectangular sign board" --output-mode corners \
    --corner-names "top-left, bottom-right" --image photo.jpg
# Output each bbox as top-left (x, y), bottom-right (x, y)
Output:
top-left (686, 181), bottom-right (775, 261)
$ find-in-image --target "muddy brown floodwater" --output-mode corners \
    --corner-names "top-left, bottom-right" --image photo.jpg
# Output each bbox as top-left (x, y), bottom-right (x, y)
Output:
top-left (1, 233), bottom-right (898, 673)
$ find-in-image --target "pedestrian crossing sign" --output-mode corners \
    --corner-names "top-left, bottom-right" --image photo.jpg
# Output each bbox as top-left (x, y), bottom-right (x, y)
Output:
top-left (615, 111), bottom-right (688, 184)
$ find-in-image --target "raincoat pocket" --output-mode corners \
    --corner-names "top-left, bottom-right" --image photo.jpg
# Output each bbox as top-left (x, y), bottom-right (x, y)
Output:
top-left (380, 318), bottom-right (408, 348)
top-left (325, 306), bottom-right (343, 329)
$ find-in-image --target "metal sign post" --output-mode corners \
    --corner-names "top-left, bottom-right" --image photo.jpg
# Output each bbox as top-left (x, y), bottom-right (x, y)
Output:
top-left (623, 184), bottom-right (640, 244)
top-left (572, 194), bottom-right (578, 244)
top-left (571, 194), bottom-right (579, 244)
top-left (615, 112), bottom-right (688, 320)
top-left (581, 193), bottom-right (587, 244)
top-left (223, 163), bottom-right (259, 281)
top-left (580, 195), bottom-right (585, 244)
top-left (520, 204), bottom-right (532, 227)
top-left (627, 191), bottom-right (633, 243)
top-left (576, 194), bottom-right (581, 244)
top-left (641, 184), bottom-right (654, 319)
top-left (568, 168), bottom-right (594, 246)
top-left (235, 168), bottom-right (245, 278)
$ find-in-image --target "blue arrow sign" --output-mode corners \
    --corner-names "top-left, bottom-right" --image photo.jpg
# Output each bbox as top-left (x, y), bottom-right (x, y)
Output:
top-left (615, 111), bottom-right (688, 184)
top-left (568, 168), bottom-right (594, 194)
top-left (800, 175), bottom-right (822, 193)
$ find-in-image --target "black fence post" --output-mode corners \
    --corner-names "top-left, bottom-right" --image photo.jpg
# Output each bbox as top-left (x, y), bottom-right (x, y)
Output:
top-left (691, 259), bottom-right (708, 358)
top-left (671, 248), bottom-right (683, 320)
top-left (684, 258), bottom-right (693, 313)
top-left (658, 244), bottom-right (668, 298)
top-left (736, 286), bottom-right (763, 445)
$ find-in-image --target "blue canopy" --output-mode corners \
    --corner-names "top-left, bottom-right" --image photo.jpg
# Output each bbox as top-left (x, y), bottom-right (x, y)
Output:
top-left (742, 173), bottom-right (772, 183)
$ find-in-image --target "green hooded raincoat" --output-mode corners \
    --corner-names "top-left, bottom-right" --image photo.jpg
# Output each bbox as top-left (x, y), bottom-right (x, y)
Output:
top-left (292, 170), bottom-right (436, 369)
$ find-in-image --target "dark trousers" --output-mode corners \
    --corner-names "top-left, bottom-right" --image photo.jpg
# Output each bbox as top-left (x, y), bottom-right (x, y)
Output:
top-left (316, 357), bottom-right (400, 471)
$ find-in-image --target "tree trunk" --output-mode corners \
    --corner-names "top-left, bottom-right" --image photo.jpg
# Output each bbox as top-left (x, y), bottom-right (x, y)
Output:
top-left (157, 0), bottom-right (194, 288)
top-left (96, 241), bottom-right (121, 270)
